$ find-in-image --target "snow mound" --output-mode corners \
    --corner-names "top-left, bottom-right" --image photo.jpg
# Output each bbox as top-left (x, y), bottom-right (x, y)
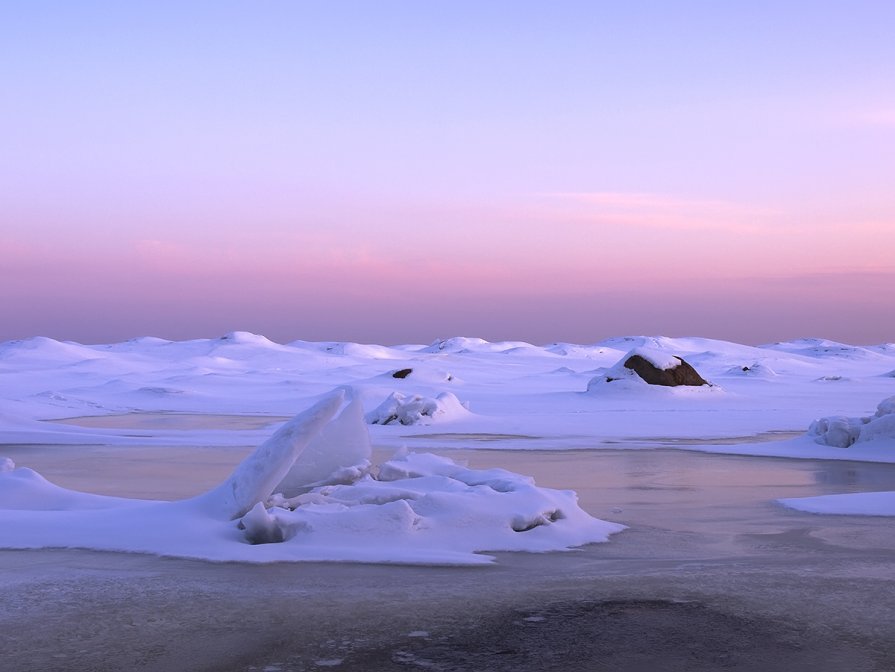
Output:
top-left (763, 339), bottom-right (884, 361)
top-left (723, 363), bottom-right (778, 378)
top-left (0, 392), bottom-right (622, 564)
top-left (422, 337), bottom-right (492, 353)
top-left (308, 342), bottom-right (409, 359)
top-left (249, 451), bottom-right (624, 558)
top-left (217, 331), bottom-right (279, 346)
top-left (545, 343), bottom-right (622, 360)
top-left (365, 391), bottom-right (471, 425)
top-left (421, 337), bottom-right (535, 354)
top-left (586, 348), bottom-right (710, 390)
top-left (596, 336), bottom-right (681, 352)
top-left (373, 367), bottom-right (456, 384)
top-left (808, 396), bottom-right (895, 448)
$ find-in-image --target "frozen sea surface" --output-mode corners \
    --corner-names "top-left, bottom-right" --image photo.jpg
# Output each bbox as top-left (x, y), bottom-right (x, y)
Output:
top-left (3, 334), bottom-right (895, 668)
top-left (2, 446), bottom-right (895, 671)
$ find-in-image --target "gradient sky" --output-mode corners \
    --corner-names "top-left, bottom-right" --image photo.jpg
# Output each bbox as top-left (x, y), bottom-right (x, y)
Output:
top-left (2, 1), bottom-right (893, 345)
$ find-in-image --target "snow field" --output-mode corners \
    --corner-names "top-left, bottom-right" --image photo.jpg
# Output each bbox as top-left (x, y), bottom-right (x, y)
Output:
top-left (2, 332), bottom-right (895, 556)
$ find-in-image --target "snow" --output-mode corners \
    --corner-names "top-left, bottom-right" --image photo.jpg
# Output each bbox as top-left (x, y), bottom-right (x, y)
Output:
top-left (0, 392), bottom-right (623, 564)
top-left (625, 347), bottom-right (685, 371)
top-left (773, 396), bottom-right (895, 517)
top-left (193, 391), bottom-right (346, 519)
top-left (2, 331), bottom-right (895, 552)
top-left (365, 391), bottom-right (471, 425)
top-left (0, 331), bottom-right (893, 450)
top-left (807, 396), bottom-right (895, 448)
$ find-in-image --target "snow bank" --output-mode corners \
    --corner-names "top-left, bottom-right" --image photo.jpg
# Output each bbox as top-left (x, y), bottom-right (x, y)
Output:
top-left (0, 391), bottom-right (621, 564)
top-left (365, 391), bottom-right (471, 425)
top-left (808, 396), bottom-right (895, 448)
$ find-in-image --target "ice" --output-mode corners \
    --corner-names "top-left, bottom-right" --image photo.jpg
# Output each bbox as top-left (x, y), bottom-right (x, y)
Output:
top-left (3, 331), bottom-right (895, 559)
top-left (807, 415), bottom-right (867, 448)
top-left (243, 449), bottom-right (624, 558)
top-left (808, 396), bottom-right (895, 448)
top-left (193, 391), bottom-right (345, 519)
top-left (275, 394), bottom-right (372, 496)
top-left (239, 501), bottom-right (290, 544)
top-left (0, 391), bottom-right (624, 564)
top-left (779, 491), bottom-right (895, 516)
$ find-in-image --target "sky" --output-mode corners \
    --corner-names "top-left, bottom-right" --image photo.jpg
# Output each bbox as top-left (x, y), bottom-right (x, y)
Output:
top-left (2, 1), bottom-right (893, 346)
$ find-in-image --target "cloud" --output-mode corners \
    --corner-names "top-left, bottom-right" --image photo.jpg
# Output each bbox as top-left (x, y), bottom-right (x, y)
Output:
top-left (537, 191), bottom-right (782, 232)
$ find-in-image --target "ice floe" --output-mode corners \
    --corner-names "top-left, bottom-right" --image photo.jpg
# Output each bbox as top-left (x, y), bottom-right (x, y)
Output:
top-left (0, 391), bottom-right (623, 564)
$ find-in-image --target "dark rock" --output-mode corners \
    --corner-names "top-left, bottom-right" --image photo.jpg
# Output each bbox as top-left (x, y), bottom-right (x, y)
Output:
top-left (624, 355), bottom-right (708, 387)
top-left (392, 368), bottom-right (413, 379)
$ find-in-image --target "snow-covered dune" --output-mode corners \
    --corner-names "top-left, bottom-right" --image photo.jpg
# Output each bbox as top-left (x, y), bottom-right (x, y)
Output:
top-left (0, 332), bottom-right (893, 450)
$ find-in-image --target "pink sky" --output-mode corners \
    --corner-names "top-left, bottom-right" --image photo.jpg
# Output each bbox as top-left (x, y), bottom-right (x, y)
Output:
top-left (2, 2), bottom-right (893, 345)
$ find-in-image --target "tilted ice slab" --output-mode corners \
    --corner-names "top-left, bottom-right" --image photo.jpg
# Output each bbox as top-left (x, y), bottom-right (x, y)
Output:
top-left (0, 390), bottom-right (623, 565)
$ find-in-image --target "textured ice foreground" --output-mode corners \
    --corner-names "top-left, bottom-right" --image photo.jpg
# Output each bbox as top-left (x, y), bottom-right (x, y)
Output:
top-left (0, 391), bottom-right (623, 565)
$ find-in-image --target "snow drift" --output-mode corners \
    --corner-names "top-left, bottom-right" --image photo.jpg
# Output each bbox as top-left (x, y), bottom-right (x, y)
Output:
top-left (365, 391), bottom-right (471, 426)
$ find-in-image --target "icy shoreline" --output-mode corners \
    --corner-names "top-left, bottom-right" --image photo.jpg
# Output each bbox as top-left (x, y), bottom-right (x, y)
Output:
top-left (3, 332), bottom-right (895, 559)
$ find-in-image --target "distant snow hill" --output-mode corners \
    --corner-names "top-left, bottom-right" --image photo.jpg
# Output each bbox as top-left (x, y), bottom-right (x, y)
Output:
top-left (0, 332), bottom-right (893, 454)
